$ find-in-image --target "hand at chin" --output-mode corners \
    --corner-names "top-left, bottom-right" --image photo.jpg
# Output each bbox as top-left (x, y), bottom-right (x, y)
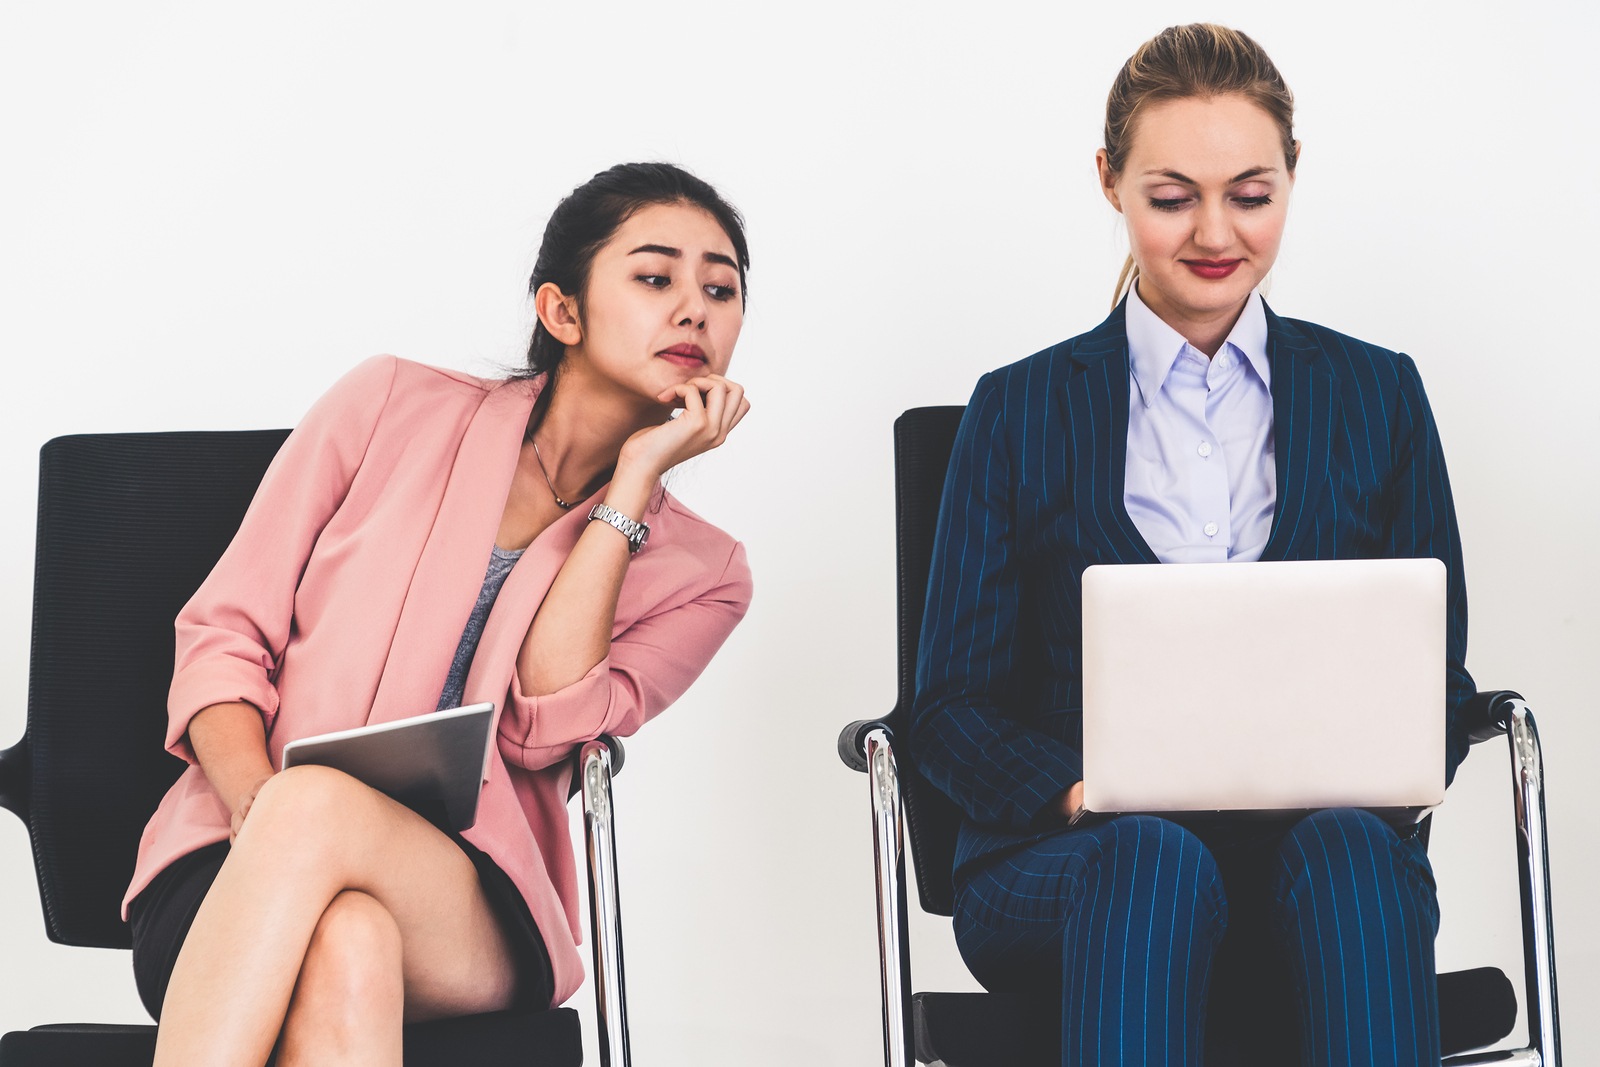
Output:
top-left (617, 374), bottom-right (750, 481)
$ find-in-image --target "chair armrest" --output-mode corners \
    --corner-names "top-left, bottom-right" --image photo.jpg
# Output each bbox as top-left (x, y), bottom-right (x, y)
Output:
top-left (0, 736), bottom-right (29, 824)
top-left (596, 734), bottom-right (625, 777)
top-left (582, 735), bottom-right (624, 777)
top-left (839, 719), bottom-right (892, 773)
top-left (566, 734), bottom-right (625, 801)
top-left (1464, 689), bottom-right (1524, 746)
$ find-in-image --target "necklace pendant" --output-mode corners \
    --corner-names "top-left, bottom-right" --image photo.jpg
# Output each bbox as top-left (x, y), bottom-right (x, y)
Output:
top-left (530, 436), bottom-right (580, 510)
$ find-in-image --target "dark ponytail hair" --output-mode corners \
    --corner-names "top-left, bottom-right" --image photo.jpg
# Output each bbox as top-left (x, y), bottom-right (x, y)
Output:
top-left (522, 162), bottom-right (750, 386)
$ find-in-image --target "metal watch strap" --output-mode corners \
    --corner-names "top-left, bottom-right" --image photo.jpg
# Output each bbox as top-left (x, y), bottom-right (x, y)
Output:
top-left (587, 504), bottom-right (649, 554)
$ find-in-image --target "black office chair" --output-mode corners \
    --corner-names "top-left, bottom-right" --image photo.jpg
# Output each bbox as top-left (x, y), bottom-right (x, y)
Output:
top-left (0, 430), bottom-right (636, 1067)
top-left (838, 406), bottom-right (1562, 1067)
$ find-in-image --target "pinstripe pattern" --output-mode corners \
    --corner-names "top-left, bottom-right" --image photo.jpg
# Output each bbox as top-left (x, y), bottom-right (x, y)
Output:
top-left (910, 301), bottom-right (1472, 873)
top-left (911, 302), bottom-right (1467, 1063)
top-left (953, 811), bottom-right (1440, 1064)
top-left (954, 817), bottom-right (1226, 1064)
top-left (1272, 809), bottom-right (1441, 1066)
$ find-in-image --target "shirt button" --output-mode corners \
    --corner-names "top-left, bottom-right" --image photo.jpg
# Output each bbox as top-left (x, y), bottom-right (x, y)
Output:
top-left (1203, 521), bottom-right (1219, 537)
top-left (1197, 441), bottom-right (1213, 458)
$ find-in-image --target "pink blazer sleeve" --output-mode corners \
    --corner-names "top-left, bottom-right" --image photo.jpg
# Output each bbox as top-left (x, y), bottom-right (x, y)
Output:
top-left (496, 541), bottom-right (752, 771)
top-left (165, 356), bottom-right (398, 761)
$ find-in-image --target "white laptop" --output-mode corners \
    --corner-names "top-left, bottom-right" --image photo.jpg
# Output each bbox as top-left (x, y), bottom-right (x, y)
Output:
top-left (1080, 558), bottom-right (1445, 824)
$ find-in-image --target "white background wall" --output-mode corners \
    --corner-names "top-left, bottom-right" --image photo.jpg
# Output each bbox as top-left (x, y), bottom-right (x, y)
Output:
top-left (2, 1), bottom-right (1594, 1062)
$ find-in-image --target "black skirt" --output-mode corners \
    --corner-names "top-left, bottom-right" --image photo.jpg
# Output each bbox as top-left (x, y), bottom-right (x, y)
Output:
top-left (128, 836), bottom-right (555, 1021)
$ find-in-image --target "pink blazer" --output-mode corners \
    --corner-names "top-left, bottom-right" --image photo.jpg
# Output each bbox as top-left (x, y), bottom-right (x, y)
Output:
top-left (124, 355), bottom-right (753, 1006)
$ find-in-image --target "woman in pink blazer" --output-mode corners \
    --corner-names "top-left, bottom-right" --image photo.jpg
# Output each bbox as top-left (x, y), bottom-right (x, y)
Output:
top-left (123, 163), bottom-right (754, 1066)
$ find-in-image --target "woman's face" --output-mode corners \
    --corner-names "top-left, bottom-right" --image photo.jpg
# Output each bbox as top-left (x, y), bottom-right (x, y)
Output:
top-left (552, 200), bottom-right (744, 408)
top-left (1099, 94), bottom-right (1293, 333)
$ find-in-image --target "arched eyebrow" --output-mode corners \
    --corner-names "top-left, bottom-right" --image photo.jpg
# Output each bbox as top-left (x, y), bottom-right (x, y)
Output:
top-left (628, 244), bottom-right (738, 270)
top-left (1142, 167), bottom-right (1278, 184)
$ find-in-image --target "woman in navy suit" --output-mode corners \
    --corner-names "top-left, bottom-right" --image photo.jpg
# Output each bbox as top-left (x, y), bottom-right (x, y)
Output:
top-left (911, 24), bottom-right (1471, 1066)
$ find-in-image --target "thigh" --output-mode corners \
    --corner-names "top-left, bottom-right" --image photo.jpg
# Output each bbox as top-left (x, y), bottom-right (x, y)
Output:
top-left (1268, 808), bottom-right (1441, 1066)
top-left (213, 766), bottom-right (532, 1018)
top-left (129, 842), bottom-right (231, 1020)
top-left (451, 835), bottom-right (556, 1011)
top-left (953, 816), bottom-right (1224, 995)
top-left (1269, 807), bottom-right (1439, 971)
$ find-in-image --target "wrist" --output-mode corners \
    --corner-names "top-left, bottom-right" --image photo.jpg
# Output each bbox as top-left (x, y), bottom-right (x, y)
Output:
top-left (601, 468), bottom-right (655, 520)
top-left (615, 437), bottom-right (677, 486)
top-left (216, 767), bottom-right (272, 818)
top-left (588, 503), bottom-right (650, 554)
top-left (1061, 781), bottom-right (1086, 823)
top-left (234, 770), bottom-right (272, 807)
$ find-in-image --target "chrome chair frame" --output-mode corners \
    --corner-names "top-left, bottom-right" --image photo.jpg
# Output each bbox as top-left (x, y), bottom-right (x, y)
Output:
top-left (581, 737), bottom-right (632, 1067)
top-left (867, 727), bottom-right (914, 1067)
top-left (845, 692), bottom-right (1561, 1066)
top-left (1441, 697), bottom-right (1561, 1067)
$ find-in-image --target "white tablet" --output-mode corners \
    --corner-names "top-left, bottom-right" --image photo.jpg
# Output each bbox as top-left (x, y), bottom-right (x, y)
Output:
top-left (280, 702), bottom-right (495, 832)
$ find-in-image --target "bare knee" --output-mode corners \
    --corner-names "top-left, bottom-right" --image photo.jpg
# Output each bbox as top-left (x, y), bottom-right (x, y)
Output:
top-left (282, 891), bottom-right (404, 1059)
top-left (304, 890), bottom-right (402, 988)
top-left (235, 765), bottom-right (374, 863)
top-left (250, 764), bottom-right (369, 825)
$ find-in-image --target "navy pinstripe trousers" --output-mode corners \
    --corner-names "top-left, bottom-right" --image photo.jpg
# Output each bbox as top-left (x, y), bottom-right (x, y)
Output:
top-left (953, 809), bottom-right (1440, 1066)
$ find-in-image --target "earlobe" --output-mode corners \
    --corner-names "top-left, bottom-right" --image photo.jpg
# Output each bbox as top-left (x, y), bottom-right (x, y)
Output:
top-left (1095, 149), bottom-right (1123, 213)
top-left (534, 282), bottom-right (582, 346)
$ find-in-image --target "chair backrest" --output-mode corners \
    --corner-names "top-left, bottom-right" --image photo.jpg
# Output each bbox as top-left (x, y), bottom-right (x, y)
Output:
top-left (888, 407), bottom-right (968, 917)
top-left (15, 430), bottom-right (288, 948)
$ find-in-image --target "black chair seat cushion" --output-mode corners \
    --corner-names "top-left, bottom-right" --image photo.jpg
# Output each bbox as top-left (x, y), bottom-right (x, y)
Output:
top-left (912, 966), bottom-right (1517, 1067)
top-left (0, 1025), bottom-right (156, 1067)
top-left (0, 1008), bottom-right (582, 1067)
top-left (1438, 966), bottom-right (1519, 1056)
top-left (913, 992), bottom-right (1055, 1067)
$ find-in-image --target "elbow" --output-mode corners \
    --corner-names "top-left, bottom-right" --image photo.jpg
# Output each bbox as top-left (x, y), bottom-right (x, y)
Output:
top-left (499, 659), bottom-right (621, 769)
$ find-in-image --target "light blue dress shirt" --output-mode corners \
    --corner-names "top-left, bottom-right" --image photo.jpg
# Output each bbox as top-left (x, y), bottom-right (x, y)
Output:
top-left (1123, 284), bottom-right (1277, 563)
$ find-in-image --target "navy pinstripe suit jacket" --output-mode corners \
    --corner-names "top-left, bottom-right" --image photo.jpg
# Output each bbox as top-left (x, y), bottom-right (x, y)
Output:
top-left (910, 300), bottom-right (1473, 877)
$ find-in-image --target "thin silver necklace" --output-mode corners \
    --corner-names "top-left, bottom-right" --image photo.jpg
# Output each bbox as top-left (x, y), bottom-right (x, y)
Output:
top-left (527, 433), bottom-right (578, 509)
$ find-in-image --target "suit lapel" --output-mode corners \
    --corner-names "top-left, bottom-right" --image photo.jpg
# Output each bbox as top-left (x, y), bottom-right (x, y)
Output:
top-left (1056, 302), bottom-right (1159, 565)
top-left (1259, 307), bottom-right (1337, 561)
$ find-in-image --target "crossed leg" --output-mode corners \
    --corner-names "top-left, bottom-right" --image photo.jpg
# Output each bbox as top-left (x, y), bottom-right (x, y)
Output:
top-left (152, 764), bottom-right (520, 1067)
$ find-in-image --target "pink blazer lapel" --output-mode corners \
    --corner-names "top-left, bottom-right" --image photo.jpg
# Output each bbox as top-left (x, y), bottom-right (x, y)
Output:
top-left (367, 379), bottom-right (540, 725)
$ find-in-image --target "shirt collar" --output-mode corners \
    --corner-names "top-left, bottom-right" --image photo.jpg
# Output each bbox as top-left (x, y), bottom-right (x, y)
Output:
top-left (1126, 283), bottom-right (1272, 407)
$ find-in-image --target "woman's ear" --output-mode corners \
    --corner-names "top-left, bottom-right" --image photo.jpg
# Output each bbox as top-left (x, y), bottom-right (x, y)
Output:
top-left (534, 282), bottom-right (582, 346)
top-left (1095, 149), bottom-right (1123, 213)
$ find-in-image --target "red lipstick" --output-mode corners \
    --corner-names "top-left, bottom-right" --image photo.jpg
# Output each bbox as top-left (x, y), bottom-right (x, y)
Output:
top-left (657, 343), bottom-right (706, 368)
top-left (1183, 259), bottom-right (1242, 280)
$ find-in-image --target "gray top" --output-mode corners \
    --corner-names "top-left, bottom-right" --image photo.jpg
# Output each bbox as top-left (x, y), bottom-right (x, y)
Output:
top-left (436, 544), bottom-right (525, 712)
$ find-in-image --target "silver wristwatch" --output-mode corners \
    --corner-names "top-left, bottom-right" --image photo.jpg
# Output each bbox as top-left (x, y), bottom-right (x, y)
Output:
top-left (588, 504), bottom-right (650, 554)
